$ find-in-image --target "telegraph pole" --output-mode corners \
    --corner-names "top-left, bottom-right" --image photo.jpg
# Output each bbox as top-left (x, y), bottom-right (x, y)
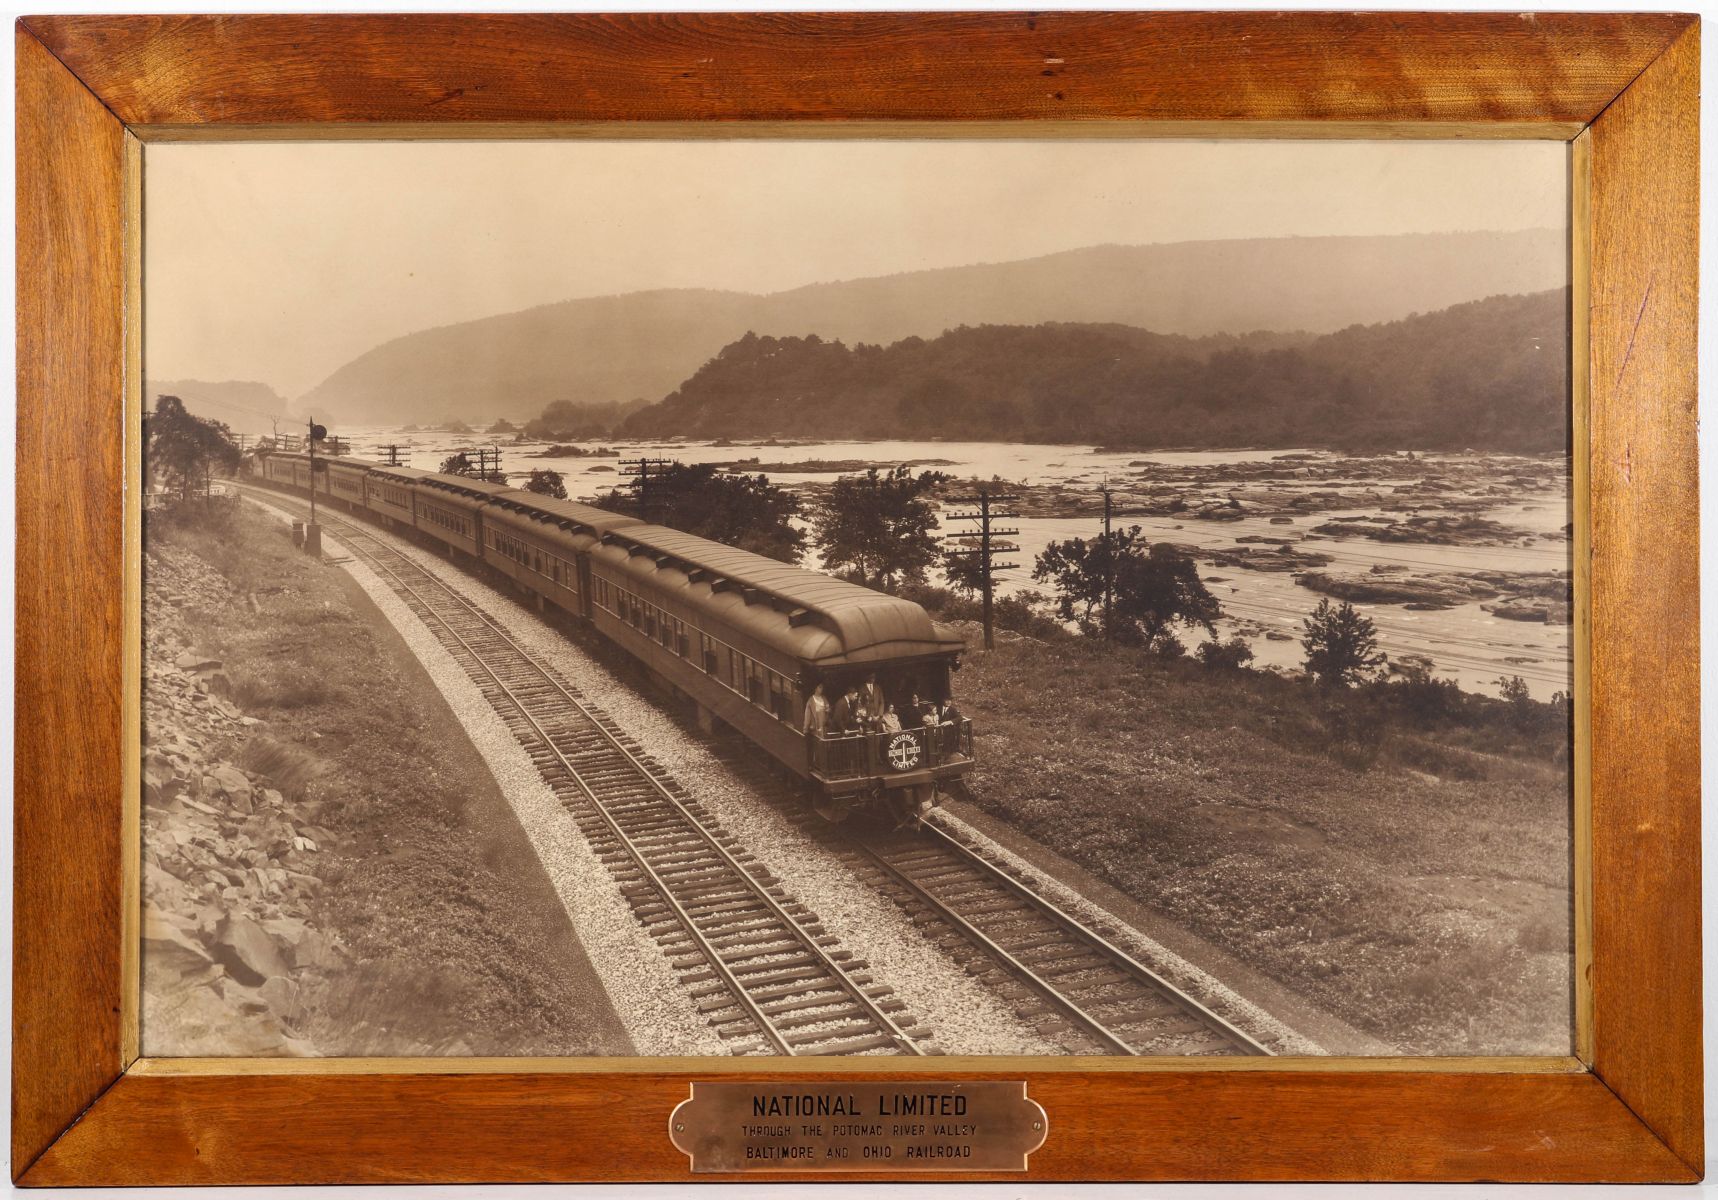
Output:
top-left (378, 443), bottom-right (408, 467)
top-left (1101, 482), bottom-right (1115, 641)
top-left (475, 445), bottom-right (505, 481)
top-left (620, 457), bottom-right (675, 521)
top-left (944, 488), bottom-right (1019, 651)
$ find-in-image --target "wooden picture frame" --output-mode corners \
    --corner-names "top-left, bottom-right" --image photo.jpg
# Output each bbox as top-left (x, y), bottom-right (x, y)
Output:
top-left (12, 11), bottom-right (1701, 1185)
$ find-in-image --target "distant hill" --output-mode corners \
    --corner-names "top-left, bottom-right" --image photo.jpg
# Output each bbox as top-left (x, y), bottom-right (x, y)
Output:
top-left (145, 379), bottom-right (293, 438)
top-left (298, 229), bottom-right (1565, 426)
top-left (620, 290), bottom-right (1570, 451)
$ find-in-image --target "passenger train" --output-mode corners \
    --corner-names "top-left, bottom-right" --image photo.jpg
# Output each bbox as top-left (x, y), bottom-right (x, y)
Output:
top-left (248, 450), bottom-right (973, 823)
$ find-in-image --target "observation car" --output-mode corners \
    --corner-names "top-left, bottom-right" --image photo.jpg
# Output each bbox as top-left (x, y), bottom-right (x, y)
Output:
top-left (587, 524), bottom-right (971, 821)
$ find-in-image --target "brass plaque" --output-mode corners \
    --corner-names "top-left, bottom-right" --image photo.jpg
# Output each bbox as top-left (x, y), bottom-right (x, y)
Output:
top-left (669, 1080), bottom-right (1046, 1173)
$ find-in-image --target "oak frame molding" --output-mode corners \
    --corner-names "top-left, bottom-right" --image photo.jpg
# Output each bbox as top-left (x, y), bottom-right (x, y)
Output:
top-left (12, 11), bottom-right (1702, 1185)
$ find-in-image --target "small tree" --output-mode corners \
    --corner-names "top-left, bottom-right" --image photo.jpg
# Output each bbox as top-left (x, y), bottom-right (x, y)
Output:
top-left (145, 394), bottom-right (241, 501)
top-left (1033, 527), bottom-right (1220, 648)
top-left (1301, 598), bottom-right (1386, 688)
top-left (1197, 636), bottom-right (1255, 670)
top-left (439, 451), bottom-right (507, 484)
top-left (524, 468), bottom-right (568, 499)
top-left (942, 541), bottom-right (987, 596)
top-left (811, 466), bottom-right (943, 587)
top-left (595, 462), bottom-right (805, 564)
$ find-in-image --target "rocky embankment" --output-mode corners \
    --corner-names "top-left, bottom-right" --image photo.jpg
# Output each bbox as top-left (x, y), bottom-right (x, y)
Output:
top-left (142, 541), bottom-right (343, 1055)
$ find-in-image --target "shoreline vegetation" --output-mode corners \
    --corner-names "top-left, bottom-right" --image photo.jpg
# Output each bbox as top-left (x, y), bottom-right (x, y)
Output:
top-left (142, 501), bottom-right (630, 1056)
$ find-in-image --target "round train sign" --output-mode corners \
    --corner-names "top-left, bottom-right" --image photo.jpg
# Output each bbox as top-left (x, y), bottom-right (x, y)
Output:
top-left (886, 732), bottom-right (923, 772)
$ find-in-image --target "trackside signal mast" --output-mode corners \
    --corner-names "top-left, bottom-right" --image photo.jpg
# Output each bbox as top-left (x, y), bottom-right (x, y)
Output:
top-left (304, 417), bottom-right (327, 556)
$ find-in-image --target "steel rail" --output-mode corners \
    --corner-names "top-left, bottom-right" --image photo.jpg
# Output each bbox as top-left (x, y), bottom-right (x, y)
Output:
top-left (868, 817), bottom-right (1274, 1057)
top-left (246, 486), bottom-right (923, 1056)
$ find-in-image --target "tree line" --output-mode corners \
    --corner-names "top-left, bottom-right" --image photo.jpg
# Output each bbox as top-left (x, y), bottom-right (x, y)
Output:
top-left (619, 290), bottom-right (1568, 452)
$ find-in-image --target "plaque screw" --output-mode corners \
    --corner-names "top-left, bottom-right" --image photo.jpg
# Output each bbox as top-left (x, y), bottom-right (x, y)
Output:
top-left (1033, 1121), bottom-right (1043, 1131)
top-left (675, 1123), bottom-right (685, 1132)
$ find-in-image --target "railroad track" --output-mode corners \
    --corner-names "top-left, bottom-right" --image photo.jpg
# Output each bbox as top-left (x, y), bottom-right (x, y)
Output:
top-left (859, 819), bottom-right (1273, 1056)
top-left (699, 733), bottom-right (1273, 1057)
top-left (244, 489), bottom-right (929, 1057)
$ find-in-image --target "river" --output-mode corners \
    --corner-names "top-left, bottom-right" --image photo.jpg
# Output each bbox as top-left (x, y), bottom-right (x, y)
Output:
top-left (325, 430), bottom-right (1572, 700)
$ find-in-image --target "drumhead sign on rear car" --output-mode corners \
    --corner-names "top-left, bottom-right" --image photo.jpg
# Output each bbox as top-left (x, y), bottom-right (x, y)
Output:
top-left (885, 731), bottom-right (923, 772)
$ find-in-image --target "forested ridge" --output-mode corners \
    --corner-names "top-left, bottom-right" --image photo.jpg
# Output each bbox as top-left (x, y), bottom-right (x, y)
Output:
top-left (621, 289), bottom-right (1568, 451)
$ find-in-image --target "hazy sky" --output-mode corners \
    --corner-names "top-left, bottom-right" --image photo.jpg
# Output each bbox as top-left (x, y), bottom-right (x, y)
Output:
top-left (145, 139), bottom-right (1567, 399)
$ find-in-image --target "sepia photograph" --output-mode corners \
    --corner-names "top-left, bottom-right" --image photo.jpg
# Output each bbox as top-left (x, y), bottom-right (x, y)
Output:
top-left (139, 137), bottom-right (1573, 1061)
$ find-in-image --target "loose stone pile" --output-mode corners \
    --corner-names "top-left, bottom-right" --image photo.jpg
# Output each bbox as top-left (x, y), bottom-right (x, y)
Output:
top-left (142, 541), bottom-right (345, 1056)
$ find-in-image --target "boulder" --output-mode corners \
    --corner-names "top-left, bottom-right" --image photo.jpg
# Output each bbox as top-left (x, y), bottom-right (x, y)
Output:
top-left (291, 928), bottom-right (343, 971)
top-left (258, 974), bottom-right (301, 1017)
top-left (174, 649), bottom-right (222, 673)
top-left (206, 765), bottom-right (253, 803)
top-left (212, 914), bottom-right (289, 986)
top-left (142, 905), bottom-right (215, 979)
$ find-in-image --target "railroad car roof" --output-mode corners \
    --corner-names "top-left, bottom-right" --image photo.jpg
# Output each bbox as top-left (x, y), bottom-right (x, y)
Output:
top-left (417, 472), bottom-right (516, 500)
top-left (484, 491), bottom-right (645, 543)
top-left (596, 524), bottom-right (963, 667)
top-left (366, 464), bottom-right (433, 481)
top-left (486, 492), bottom-right (645, 535)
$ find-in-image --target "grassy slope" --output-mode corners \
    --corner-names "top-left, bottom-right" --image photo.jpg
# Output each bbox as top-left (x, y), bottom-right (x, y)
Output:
top-left (152, 504), bottom-right (631, 1055)
top-left (955, 634), bottom-right (1571, 1055)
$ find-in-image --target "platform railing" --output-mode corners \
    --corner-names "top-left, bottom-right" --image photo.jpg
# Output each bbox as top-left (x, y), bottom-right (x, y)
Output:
top-left (808, 718), bottom-right (973, 781)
